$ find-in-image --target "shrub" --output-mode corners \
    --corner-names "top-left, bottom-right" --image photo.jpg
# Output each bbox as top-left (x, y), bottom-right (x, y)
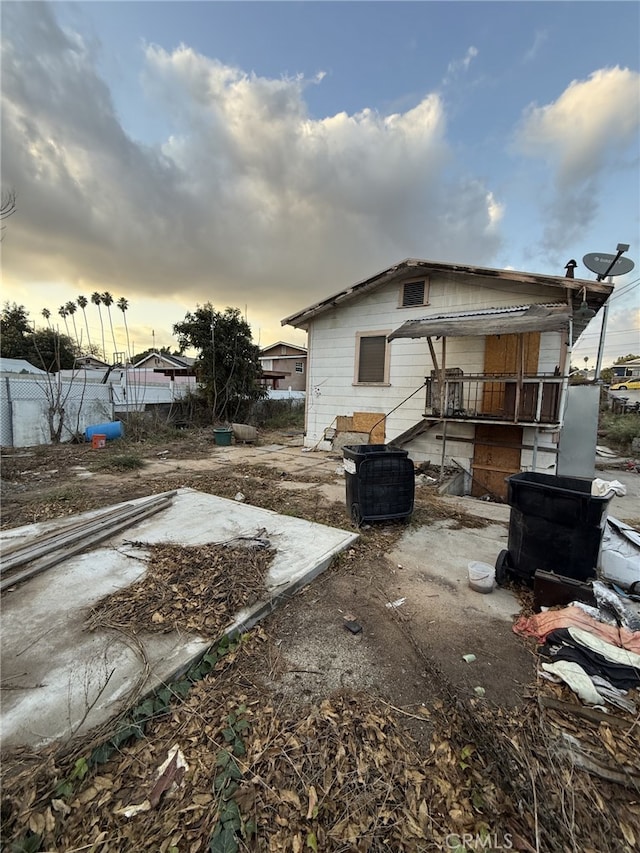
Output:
top-left (598, 411), bottom-right (640, 453)
top-left (251, 398), bottom-right (305, 430)
top-left (91, 453), bottom-right (145, 472)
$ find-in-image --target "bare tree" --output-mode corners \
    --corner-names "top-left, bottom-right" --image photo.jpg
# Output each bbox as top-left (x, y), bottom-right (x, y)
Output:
top-left (1, 189), bottom-right (16, 240)
top-left (32, 330), bottom-right (89, 443)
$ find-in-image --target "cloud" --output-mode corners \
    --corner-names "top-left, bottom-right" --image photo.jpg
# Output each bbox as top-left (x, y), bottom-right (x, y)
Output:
top-left (517, 67), bottom-right (640, 186)
top-left (447, 46), bottom-right (478, 75)
top-left (444, 46), bottom-right (478, 83)
top-left (1, 4), bottom-right (502, 332)
top-left (523, 30), bottom-right (548, 63)
top-left (515, 67), bottom-right (640, 254)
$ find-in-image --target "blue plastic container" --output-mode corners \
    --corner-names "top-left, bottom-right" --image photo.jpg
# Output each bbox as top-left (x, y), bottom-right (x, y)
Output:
top-left (85, 421), bottom-right (124, 442)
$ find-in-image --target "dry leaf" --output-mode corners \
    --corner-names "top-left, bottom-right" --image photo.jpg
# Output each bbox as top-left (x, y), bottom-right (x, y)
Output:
top-left (28, 812), bottom-right (45, 835)
top-left (51, 798), bottom-right (71, 816)
top-left (306, 785), bottom-right (318, 820)
top-left (621, 823), bottom-right (636, 846)
top-left (279, 789), bottom-right (301, 810)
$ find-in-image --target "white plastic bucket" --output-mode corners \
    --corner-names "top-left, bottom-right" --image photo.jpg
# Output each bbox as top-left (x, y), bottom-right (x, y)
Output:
top-left (468, 561), bottom-right (495, 594)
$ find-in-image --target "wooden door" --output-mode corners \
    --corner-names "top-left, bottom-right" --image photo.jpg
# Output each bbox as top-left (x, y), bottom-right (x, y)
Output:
top-left (472, 424), bottom-right (522, 500)
top-left (482, 333), bottom-right (540, 415)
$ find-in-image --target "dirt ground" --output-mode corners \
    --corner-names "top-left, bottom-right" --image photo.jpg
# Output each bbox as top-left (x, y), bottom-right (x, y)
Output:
top-left (0, 428), bottom-right (533, 714)
top-left (2, 428), bottom-right (639, 851)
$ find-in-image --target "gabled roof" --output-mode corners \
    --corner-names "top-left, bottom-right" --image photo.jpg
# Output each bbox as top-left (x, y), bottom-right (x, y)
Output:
top-left (282, 258), bottom-right (613, 329)
top-left (74, 355), bottom-right (110, 369)
top-left (260, 341), bottom-right (307, 355)
top-left (133, 352), bottom-right (194, 369)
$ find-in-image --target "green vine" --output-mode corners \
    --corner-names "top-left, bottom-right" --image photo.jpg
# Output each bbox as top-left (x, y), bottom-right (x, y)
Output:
top-left (209, 705), bottom-right (253, 853)
top-left (52, 635), bottom-right (239, 801)
top-left (12, 634), bottom-right (242, 852)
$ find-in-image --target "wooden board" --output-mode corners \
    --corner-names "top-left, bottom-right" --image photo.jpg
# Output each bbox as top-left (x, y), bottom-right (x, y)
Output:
top-left (482, 333), bottom-right (540, 414)
top-left (336, 415), bottom-right (354, 432)
top-left (352, 412), bottom-right (386, 444)
top-left (471, 424), bottom-right (522, 500)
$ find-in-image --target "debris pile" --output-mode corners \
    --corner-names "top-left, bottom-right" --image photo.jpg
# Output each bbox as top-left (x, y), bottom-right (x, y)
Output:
top-left (87, 537), bottom-right (274, 636)
top-left (514, 592), bottom-right (640, 795)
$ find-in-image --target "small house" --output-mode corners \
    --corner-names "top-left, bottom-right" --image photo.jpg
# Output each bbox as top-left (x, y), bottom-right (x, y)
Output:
top-left (259, 342), bottom-right (308, 392)
top-left (282, 258), bottom-right (612, 499)
top-left (131, 352), bottom-right (196, 377)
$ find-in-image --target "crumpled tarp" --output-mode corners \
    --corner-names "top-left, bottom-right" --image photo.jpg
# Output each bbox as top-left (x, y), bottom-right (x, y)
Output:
top-left (513, 606), bottom-right (640, 655)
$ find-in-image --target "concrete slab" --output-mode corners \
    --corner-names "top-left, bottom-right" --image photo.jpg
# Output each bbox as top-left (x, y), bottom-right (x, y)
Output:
top-left (0, 489), bottom-right (357, 750)
top-left (213, 444), bottom-right (337, 477)
top-left (389, 519), bottom-right (519, 623)
top-left (597, 466), bottom-right (640, 520)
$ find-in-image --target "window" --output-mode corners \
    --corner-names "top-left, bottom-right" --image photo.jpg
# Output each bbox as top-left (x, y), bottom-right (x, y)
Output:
top-left (400, 279), bottom-right (428, 308)
top-left (295, 361), bottom-right (304, 373)
top-left (355, 333), bottom-right (389, 384)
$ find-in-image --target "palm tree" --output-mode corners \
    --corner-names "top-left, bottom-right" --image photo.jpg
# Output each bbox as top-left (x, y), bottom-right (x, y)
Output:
top-left (91, 292), bottom-right (106, 362)
top-left (58, 305), bottom-right (70, 337)
top-left (41, 308), bottom-right (51, 329)
top-left (101, 291), bottom-right (118, 361)
top-left (77, 295), bottom-right (91, 352)
top-left (117, 297), bottom-right (131, 361)
top-left (65, 300), bottom-right (80, 350)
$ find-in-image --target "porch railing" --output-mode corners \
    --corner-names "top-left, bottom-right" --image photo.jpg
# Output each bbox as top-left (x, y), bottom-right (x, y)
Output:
top-left (425, 372), bottom-right (563, 425)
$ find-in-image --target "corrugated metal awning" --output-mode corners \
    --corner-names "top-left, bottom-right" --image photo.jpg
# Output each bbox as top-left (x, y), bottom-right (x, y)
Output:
top-left (387, 304), bottom-right (572, 341)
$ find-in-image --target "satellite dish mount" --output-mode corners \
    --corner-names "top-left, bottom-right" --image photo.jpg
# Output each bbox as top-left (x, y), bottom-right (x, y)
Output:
top-left (583, 244), bottom-right (634, 280)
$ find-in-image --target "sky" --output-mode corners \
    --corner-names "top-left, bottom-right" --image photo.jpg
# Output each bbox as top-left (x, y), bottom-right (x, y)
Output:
top-left (1, 0), bottom-right (639, 367)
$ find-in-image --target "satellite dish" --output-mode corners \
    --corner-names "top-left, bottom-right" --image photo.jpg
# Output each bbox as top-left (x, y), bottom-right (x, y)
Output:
top-left (583, 252), bottom-right (635, 278)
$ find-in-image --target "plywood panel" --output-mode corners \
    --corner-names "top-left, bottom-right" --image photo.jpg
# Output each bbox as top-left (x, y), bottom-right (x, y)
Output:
top-left (482, 333), bottom-right (540, 414)
top-left (472, 424), bottom-right (522, 500)
top-left (353, 412), bottom-right (386, 443)
top-left (336, 415), bottom-right (354, 432)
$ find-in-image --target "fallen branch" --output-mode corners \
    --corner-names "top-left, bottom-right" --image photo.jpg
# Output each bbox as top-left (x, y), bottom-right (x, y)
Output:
top-left (540, 697), bottom-right (631, 730)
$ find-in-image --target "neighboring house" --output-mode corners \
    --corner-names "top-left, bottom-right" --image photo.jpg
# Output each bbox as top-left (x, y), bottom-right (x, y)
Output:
top-left (282, 258), bottom-right (612, 499)
top-left (74, 355), bottom-right (110, 370)
top-left (259, 342), bottom-right (308, 391)
top-left (132, 352), bottom-right (196, 376)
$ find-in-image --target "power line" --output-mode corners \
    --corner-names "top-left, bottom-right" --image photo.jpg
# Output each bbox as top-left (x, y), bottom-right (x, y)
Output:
top-left (578, 329), bottom-right (639, 338)
top-left (609, 280), bottom-right (639, 301)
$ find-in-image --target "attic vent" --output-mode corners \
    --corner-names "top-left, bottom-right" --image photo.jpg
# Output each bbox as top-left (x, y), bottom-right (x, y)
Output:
top-left (401, 280), bottom-right (427, 307)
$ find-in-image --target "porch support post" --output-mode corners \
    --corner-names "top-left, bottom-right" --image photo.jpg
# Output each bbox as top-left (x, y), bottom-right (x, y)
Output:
top-left (514, 335), bottom-right (523, 423)
top-left (427, 336), bottom-right (439, 375)
top-left (440, 337), bottom-right (447, 417)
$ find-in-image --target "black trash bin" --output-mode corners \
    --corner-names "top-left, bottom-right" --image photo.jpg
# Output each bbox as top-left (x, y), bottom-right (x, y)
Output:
top-left (495, 472), bottom-right (612, 585)
top-left (343, 444), bottom-right (415, 525)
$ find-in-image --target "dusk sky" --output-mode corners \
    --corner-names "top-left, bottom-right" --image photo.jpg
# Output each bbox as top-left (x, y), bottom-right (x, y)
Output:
top-left (2, 1), bottom-right (639, 364)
